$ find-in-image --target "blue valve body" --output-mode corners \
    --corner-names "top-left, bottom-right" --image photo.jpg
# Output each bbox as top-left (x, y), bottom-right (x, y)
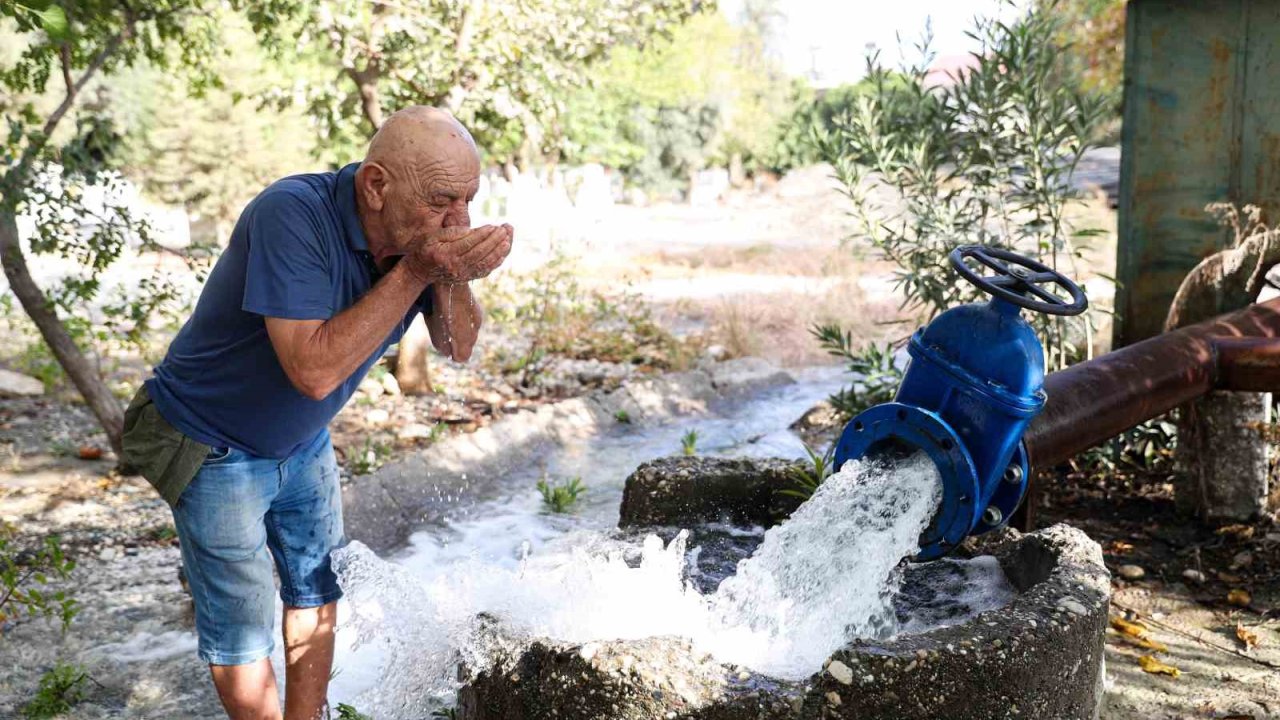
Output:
top-left (834, 297), bottom-right (1046, 559)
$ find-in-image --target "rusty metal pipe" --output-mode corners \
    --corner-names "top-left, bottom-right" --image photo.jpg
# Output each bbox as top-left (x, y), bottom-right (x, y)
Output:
top-left (1023, 297), bottom-right (1280, 471)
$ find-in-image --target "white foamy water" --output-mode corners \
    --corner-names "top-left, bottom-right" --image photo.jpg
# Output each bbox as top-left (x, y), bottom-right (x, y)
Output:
top-left (328, 452), bottom-right (968, 716)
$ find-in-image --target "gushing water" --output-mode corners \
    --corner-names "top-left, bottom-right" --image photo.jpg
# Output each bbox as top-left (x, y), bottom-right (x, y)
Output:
top-left (330, 453), bottom-right (997, 716)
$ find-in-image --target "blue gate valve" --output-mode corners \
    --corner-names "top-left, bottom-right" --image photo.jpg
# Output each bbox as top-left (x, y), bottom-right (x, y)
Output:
top-left (833, 246), bottom-right (1088, 560)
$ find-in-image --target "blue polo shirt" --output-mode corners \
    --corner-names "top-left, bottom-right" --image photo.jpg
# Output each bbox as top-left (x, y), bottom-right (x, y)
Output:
top-left (146, 163), bottom-right (431, 459)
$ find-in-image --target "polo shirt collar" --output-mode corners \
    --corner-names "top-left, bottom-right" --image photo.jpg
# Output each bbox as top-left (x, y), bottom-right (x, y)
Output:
top-left (336, 162), bottom-right (369, 253)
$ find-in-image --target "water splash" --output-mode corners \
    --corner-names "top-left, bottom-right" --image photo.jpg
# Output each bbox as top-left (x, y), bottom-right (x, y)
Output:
top-left (705, 451), bottom-right (941, 676)
top-left (330, 452), bottom-right (1002, 715)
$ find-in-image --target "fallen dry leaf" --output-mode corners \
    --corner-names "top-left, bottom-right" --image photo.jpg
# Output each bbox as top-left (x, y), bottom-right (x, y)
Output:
top-left (1110, 616), bottom-right (1168, 652)
top-left (1111, 616), bottom-right (1149, 637)
top-left (1106, 540), bottom-right (1135, 554)
top-left (1218, 570), bottom-right (1245, 584)
top-left (1216, 524), bottom-right (1256, 541)
top-left (77, 445), bottom-right (103, 460)
top-left (1227, 589), bottom-right (1252, 608)
top-left (1236, 624), bottom-right (1260, 651)
top-left (1138, 654), bottom-right (1181, 678)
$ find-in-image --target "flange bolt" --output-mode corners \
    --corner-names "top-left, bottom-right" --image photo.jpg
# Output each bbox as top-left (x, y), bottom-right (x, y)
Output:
top-left (1003, 465), bottom-right (1024, 485)
top-left (982, 506), bottom-right (1004, 527)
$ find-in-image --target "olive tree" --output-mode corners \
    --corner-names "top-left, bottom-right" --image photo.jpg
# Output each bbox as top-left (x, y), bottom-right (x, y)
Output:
top-left (814, 6), bottom-right (1111, 417)
top-left (0, 1), bottom-right (290, 453)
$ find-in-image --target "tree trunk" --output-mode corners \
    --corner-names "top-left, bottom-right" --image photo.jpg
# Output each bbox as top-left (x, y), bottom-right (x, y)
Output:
top-left (0, 210), bottom-right (124, 454)
top-left (1163, 217), bottom-right (1280, 520)
top-left (394, 314), bottom-right (434, 395)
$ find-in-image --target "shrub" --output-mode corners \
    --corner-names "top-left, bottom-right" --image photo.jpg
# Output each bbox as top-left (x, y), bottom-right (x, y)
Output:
top-left (537, 476), bottom-right (586, 514)
top-left (680, 429), bottom-right (699, 456)
top-left (21, 663), bottom-right (88, 719)
top-left (0, 525), bottom-right (78, 633)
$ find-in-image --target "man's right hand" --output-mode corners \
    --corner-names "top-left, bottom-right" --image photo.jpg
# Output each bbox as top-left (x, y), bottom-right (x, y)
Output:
top-left (403, 224), bottom-right (513, 285)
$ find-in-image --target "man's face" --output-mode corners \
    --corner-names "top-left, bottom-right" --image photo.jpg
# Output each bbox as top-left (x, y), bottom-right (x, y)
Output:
top-left (385, 150), bottom-right (481, 254)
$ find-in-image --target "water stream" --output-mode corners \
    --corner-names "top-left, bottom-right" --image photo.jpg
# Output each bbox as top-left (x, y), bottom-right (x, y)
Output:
top-left (320, 369), bottom-right (1015, 717)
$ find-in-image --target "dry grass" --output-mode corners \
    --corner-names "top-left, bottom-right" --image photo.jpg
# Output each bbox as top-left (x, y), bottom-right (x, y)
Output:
top-left (630, 243), bottom-right (872, 279)
top-left (686, 279), bottom-right (912, 367)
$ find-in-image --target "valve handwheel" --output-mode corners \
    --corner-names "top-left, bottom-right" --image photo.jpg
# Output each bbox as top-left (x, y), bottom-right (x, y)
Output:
top-left (949, 245), bottom-right (1088, 316)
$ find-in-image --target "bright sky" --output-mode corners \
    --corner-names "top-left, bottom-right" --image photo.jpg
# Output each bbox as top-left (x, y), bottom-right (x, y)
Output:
top-left (722, 0), bottom-right (1026, 86)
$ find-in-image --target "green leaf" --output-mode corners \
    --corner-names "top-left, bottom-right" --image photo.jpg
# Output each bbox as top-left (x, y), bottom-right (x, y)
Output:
top-left (32, 4), bottom-right (68, 40)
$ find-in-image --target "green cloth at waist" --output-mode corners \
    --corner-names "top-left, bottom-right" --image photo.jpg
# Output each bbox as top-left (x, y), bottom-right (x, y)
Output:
top-left (120, 384), bottom-right (210, 506)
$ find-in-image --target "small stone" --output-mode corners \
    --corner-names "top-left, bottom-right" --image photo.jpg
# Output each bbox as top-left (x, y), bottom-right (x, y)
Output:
top-left (1181, 569), bottom-right (1206, 584)
top-left (365, 408), bottom-right (390, 424)
top-left (358, 377), bottom-right (384, 399)
top-left (579, 643), bottom-right (598, 661)
top-left (1057, 598), bottom-right (1088, 616)
top-left (826, 660), bottom-right (853, 685)
top-left (737, 671), bottom-right (750, 681)
top-left (825, 691), bottom-right (842, 707)
top-left (1117, 564), bottom-right (1145, 580)
top-left (0, 368), bottom-right (43, 397)
top-left (98, 547), bottom-right (117, 561)
top-left (380, 373), bottom-right (401, 396)
top-left (397, 422), bottom-right (435, 440)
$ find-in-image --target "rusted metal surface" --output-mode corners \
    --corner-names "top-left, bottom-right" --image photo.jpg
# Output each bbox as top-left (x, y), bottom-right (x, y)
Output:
top-left (1025, 297), bottom-right (1280, 470)
top-left (1215, 337), bottom-right (1280, 391)
top-left (1012, 297), bottom-right (1280, 531)
top-left (1115, 1), bottom-right (1280, 347)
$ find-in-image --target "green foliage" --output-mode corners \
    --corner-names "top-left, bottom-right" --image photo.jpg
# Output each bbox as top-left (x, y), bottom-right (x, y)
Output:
top-left (537, 476), bottom-right (586, 514)
top-left (266, 0), bottom-right (705, 167)
top-left (0, 0), bottom-right (299, 434)
top-left (780, 442), bottom-right (837, 501)
top-left (430, 708), bottom-right (458, 719)
top-left (21, 662), bottom-right (87, 719)
top-left (614, 410), bottom-right (632, 424)
top-left (145, 523), bottom-right (178, 543)
top-left (816, 6), bottom-right (1111, 374)
top-left (347, 437), bottom-right (393, 476)
top-left (1071, 416), bottom-right (1177, 478)
top-left (764, 74), bottom-right (919, 174)
top-left (0, 524), bottom-right (78, 634)
top-left (481, 254), bottom-right (690, 387)
top-left (680, 429), bottom-right (699, 456)
top-left (1041, 0), bottom-right (1126, 108)
top-left (110, 15), bottom-right (317, 245)
top-left (812, 324), bottom-right (902, 420)
top-left (620, 104), bottom-right (721, 197)
top-left (335, 703), bottom-right (373, 720)
top-left (561, 8), bottom-right (793, 192)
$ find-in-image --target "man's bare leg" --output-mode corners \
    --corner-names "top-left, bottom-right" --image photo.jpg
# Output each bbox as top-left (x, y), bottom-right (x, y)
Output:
top-left (210, 660), bottom-right (282, 720)
top-left (283, 601), bottom-right (338, 720)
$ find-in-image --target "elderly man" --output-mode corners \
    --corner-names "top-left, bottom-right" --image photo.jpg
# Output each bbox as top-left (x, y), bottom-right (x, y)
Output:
top-left (121, 106), bottom-right (512, 720)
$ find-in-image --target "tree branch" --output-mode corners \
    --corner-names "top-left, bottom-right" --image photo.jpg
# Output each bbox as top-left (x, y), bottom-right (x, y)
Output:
top-left (13, 28), bottom-right (129, 181)
top-left (59, 45), bottom-right (73, 95)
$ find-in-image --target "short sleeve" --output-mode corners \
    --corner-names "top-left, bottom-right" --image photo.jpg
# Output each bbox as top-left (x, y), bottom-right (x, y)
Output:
top-left (241, 188), bottom-right (335, 320)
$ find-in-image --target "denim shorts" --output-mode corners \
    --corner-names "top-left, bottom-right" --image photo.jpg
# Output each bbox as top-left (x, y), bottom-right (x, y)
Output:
top-left (171, 429), bottom-right (345, 666)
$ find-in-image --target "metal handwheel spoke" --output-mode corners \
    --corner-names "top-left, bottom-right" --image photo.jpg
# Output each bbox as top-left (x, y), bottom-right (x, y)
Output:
top-left (948, 245), bottom-right (1088, 316)
top-left (1023, 281), bottom-right (1066, 305)
top-left (970, 251), bottom-right (1013, 275)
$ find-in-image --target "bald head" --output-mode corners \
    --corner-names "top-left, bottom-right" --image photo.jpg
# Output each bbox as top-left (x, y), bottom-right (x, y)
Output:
top-left (367, 106), bottom-right (477, 166)
top-left (354, 106), bottom-right (482, 261)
